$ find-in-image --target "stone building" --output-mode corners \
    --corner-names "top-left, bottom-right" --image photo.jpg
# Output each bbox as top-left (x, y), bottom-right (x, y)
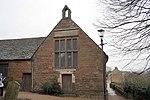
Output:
top-left (0, 5), bottom-right (108, 96)
top-left (110, 67), bottom-right (123, 84)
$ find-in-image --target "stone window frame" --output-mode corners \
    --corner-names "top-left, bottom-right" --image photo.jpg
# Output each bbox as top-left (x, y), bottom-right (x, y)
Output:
top-left (54, 38), bottom-right (78, 68)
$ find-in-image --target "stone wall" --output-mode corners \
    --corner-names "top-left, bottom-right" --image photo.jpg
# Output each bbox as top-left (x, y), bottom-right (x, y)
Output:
top-left (32, 31), bottom-right (59, 89)
top-left (75, 29), bottom-right (104, 96)
top-left (0, 60), bottom-right (31, 88)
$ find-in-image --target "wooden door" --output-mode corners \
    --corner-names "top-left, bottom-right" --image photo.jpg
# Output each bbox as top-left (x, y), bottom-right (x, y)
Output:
top-left (22, 73), bottom-right (32, 91)
top-left (62, 74), bottom-right (73, 94)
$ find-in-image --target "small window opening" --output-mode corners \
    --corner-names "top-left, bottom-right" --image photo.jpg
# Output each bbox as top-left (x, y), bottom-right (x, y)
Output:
top-left (65, 10), bottom-right (69, 18)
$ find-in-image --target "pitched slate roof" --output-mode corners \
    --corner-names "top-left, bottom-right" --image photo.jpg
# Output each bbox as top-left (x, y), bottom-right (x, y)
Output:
top-left (0, 37), bottom-right (45, 60)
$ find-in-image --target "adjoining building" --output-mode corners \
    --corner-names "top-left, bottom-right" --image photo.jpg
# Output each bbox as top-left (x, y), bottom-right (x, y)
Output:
top-left (0, 5), bottom-right (108, 97)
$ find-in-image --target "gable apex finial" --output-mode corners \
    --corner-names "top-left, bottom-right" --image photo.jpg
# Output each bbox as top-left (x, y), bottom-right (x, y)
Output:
top-left (62, 5), bottom-right (71, 19)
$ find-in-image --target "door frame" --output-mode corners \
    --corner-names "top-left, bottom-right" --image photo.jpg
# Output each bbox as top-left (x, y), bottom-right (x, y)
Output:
top-left (57, 70), bottom-right (75, 93)
top-left (62, 74), bottom-right (73, 93)
top-left (59, 72), bottom-right (75, 88)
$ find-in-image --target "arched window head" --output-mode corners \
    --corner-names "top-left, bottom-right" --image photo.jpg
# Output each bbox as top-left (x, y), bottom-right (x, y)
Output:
top-left (62, 5), bottom-right (71, 19)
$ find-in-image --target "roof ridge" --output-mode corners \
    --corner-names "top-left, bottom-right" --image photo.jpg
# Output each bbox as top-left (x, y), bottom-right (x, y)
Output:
top-left (0, 37), bottom-right (46, 41)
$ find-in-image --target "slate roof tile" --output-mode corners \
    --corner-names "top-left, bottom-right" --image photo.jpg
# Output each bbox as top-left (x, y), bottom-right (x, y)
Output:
top-left (0, 37), bottom-right (45, 60)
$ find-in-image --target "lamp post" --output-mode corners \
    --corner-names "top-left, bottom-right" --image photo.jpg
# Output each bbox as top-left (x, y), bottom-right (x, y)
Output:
top-left (98, 29), bottom-right (106, 100)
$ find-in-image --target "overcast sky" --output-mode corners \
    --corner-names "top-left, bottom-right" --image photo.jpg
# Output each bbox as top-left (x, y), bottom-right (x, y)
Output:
top-left (0, 0), bottom-right (101, 39)
top-left (0, 0), bottom-right (145, 71)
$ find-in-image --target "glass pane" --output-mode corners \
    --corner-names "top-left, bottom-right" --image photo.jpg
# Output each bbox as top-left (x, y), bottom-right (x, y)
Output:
top-left (73, 39), bottom-right (77, 50)
top-left (67, 39), bottom-right (71, 51)
top-left (73, 52), bottom-right (78, 67)
top-left (55, 53), bottom-right (59, 67)
top-left (60, 53), bottom-right (65, 67)
top-left (60, 40), bottom-right (65, 51)
top-left (67, 52), bottom-right (72, 67)
top-left (55, 40), bottom-right (59, 51)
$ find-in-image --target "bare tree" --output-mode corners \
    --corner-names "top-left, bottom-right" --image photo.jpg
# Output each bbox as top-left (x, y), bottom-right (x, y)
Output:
top-left (97, 0), bottom-right (150, 73)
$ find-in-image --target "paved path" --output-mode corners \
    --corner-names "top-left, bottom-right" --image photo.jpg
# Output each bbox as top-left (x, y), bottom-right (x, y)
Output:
top-left (17, 92), bottom-right (98, 100)
top-left (1, 90), bottom-right (131, 100)
top-left (107, 81), bottom-right (132, 100)
top-left (1, 91), bottom-right (98, 100)
top-left (18, 91), bottom-right (132, 100)
top-left (109, 95), bottom-right (130, 100)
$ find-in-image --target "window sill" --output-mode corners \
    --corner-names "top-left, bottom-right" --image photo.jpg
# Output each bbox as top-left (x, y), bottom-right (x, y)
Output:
top-left (53, 68), bottom-right (77, 72)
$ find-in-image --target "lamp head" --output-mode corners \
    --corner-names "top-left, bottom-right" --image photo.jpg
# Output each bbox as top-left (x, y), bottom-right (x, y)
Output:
top-left (98, 29), bottom-right (105, 37)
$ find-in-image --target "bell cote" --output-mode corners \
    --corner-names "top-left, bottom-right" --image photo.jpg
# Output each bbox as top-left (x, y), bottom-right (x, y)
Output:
top-left (62, 5), bottom-right (71, 19)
